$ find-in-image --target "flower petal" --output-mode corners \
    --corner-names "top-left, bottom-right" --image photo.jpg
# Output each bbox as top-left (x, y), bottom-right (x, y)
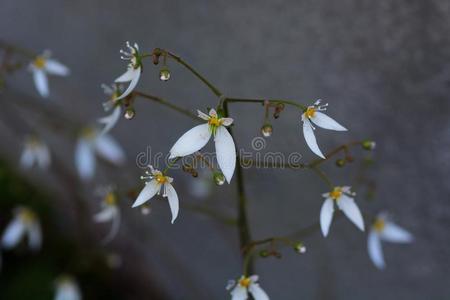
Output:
top-left (27, 221), bottom-right (42, 251)
top-left (94, 134), bottom-right (126, 165)
top-left (36, 145), bottom-right (51, 170)
top-left (115, 67), bottom-right (141, 100)
top-left (231, 285), bottom-right (248, 300)
top-left (197, 110), bottom-right (210, 121)
top-left (45, 59), bottom-right (70, 76)
top-left (380, 222), bottom-right (413, 243)
top-left (249, 283), bottom-right (269, 300)
top-left (368, 230), bottom-right (385, 269)
top-left (221, 117), bottom-right (234, 127)
top-left (101, 208), bottom-right (120, 245)
top-left (115, 68), bottom-right (135, 82)
top-left (337, 195), bottom-right (365, 231)
top-left (302, 119), bottom-right (325, 159)
top-left (98, 106), bottom-right (122, 135)
top-left (310, 112), bottom-right (347, 131)
top-left (165, 183), bottom-right (179, 224)
top-left (55, 281), bottom-right (82, 300)
top-left (132, 180), bottom-right (160, 207)
top-left (20, 148), bottom-right (35, 169)
top-left (33, 69), bottom-right (49, 97)
top-left (320, 198), bottom-right (334, 237)
top-left (75, 139), bottom-right (95, 180)
top-left (169, 124), bottom-right (211, 158)
top-left (214, 126), bottom-right (236, 183)
top-left (93, 206), bottom-right (116, 223)
top-left (1, 218), bottom-right (26, 249)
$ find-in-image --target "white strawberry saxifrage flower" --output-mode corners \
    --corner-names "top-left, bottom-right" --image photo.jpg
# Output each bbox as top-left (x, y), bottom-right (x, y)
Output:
top-left (226, 274), bottom-right (269, 300)
top-left (114, 41), bottom-right (142, 100)
top-left (98, 83), bottom-right (123, 135)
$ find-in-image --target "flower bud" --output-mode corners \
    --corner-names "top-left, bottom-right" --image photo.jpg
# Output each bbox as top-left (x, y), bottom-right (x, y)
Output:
top-left (124, 107), bottom-right (135, 120)
top-left (260, 124), bottom-right (273, 138)
top-left (362, 140), bottom-right (376, 151)
top-left (273, 103), bottom-right (285, 119)
top-left (213, 172), bottom-right (226, 186)
top-left (335, 159), bottom-right (346, 167)
top-left (259, 250), bottom-right (270, 258)
top-left (293, 242), bottom-right (306, 254)
top-left (159, 66), bottom-right (171, 81)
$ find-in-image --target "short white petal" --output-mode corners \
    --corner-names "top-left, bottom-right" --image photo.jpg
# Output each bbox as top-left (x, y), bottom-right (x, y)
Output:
top-left (310, 112), bottom-right (347, 131)
top-left (33, 69), bottom-right (49, 98)
top-left (1, 218), bottom-right (26, 249)
top-left (27, 221), bottom-right (42, 251)
top-left (231, 285), bottom-right (248, 300)
top-left (94, 134), bottom-right (126, 165)
top-left (221, 117), bottom-right (234, 126)
top-left (45, 59), bottom-right (70, 76)
top-left (380, 222), bottom-right (413, 243)
top-left (75, 139), bottom-right (95, 180)
top-left (20, 148), bottom-right (35, 169)
top-left (169, 124), bottom-right (211, 158)
top-left (302, 119), bottom-right (325, 159)
top-left (320, 198), bottom-right (334, 237)
top-left (165, 183), bottom-right (179, 224)
top-left (337, 195), bottom-right (365, 231)
top-left (93, 207), bottom-right (115, 223)
top-left (197, 110), bottom-right (210, 120)
top-left (249, 283), bottom-right (269, 300)
top-left (98, 106), bottom-right (122, 135)
top-left (368, 230), bottom-right (385, 269)
top-left (132, 180), bottom-right (160, 207)
top-left (115, 67), bottom-right (141, 100)
top-left (214, 126), bottom-right (236, 183)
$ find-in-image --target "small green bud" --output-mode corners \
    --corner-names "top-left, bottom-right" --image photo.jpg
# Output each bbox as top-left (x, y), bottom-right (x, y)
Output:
top-left (293, 242), bottom-right (306, 254)
top-left (124, 107), bottom-right (135, 120)
top-left (335, 159), bottom-right (346, 167)
top-left (259, 250), bottom-right (270, 257)
top-left (213, 172), bottom-right (226, 186)
top-left (159, 66), bottom-right (171, 81)
top-left (362, 140), bottom-right (376, 151)
top-left (260, 124), bottom-right (273, 137)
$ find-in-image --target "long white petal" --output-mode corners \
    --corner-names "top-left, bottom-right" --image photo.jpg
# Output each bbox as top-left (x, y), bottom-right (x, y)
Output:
top-left (101, 208), bottom-right (120, 245)
top-left (231, 285), bottom-right (248, 300)
top-left (98, 106), bottom-right (122, 135)
top-left (249, 283), bottom-right (269, 300)
top-left (132, 180), bottom-right (160, 207)
top-left (20, 148), bottom-right (35, 169)
top-left (302, 119), bottom-right (325, 159)
top-left (320, 198), bottom-right (334, 237)
top-left (380, 222), bottom-right (413, 243)
top-left (169, 124), bottom-right (211, 158)
top-left (75, 139), bottom-right (95, 180)
top-left (214, 126), bottom-right (236, 183)
top-left (45, 59), bottom-right (70, 76)
top-left (1, 218), bottom-right (26, 249)
top-left (37, 145), bottom-right (51, 170)
top-left (337, 195), bottom-right (365, 231)
top-left (165, 183), bottom-right (179, 224)
top-left (93, 207), bottom-right (116, 223)
top-left (310, 112), bottom-right (347, 131)
top-left (55, 282), bottom-right (82, 300)
top-left (27, 221), bottom-right (42, 251)
top-left (33, 69), bottom-right (49, 98)
top-left (94, 134), bottom-right (126, 165)
top-left (115, 67), bottom-right (141, 100)
top-left (368, 230), bottom-right (385, 269)
top-left (115, 68), bottom-right (135, 82)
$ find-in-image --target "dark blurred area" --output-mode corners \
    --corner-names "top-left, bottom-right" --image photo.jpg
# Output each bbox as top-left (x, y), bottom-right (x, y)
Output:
top-left (0, 0), bottom-right (449, 299)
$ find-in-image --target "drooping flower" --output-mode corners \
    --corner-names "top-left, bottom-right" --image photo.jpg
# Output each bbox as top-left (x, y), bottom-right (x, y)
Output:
top-left (1, 207), bottom-right (42, 251)
top-left (28, 50), bottom-right (70, 98)
top-left (132, 165), bottom-right (179, 224)
top-left (320, 186), bottom-right (364, 237)
top-left (20, 136), bottom-right (51, 170)
top-left (75, 127), bottom-right (126, 180)
top-left (226, 275), bottom-right (269, 300)
top-left (114, 42), bottom-right (142, 100)
top-left (367, 213), bottom-right (413, 269)
top-left (169, 109), bottom-right (236, 183)
top-left (301, 100), bottom-right (347, 158)
top-left (54, 275), bottom-right (82, 300)
top-left (93, 188), bottom-right (121, 244)
top-left (98, 84), bottom-right (123, 135)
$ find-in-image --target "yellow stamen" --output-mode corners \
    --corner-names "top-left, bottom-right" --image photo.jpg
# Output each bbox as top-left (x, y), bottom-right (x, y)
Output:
top-left (19, 209), bottom-right (35, 224)
top-left (33, 56), bottom-right (46, 69)
top-left (155, 173), bottom-right (168, 184)
top-left (208, 116), bottom-right (222, 127)
top-left (373, 219), bottom-right (385, 232)
top-left (104, 192), bottom-right (116, 205)
top-left (329, 187), bottom-right (342, 201)
top-left (239, 277), bottom-right (251, 288)
top-left (305, 107), bottom-right (316, 118)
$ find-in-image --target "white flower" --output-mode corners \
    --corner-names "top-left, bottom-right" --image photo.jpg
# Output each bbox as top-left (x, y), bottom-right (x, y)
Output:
top-left (93, 190), bottom-right (121, 244)
top-left (114, 42), bottom-right (141, 100)
top-left (1, 207), bottom-right (42, 251)
top-left (98, 84), bottom-right (123, 135)
top-left (75, 127), bottom-right (126, 180)
top-left (226, 275), bottom-right (269, 300)
top-left (301, 100), bottom-right (347, 158)
top-left (169, 109), bottom-right (236, 183)
top-left (54, 276), bottom-right (82, 300)
top-left (29, 50), bottom-right (70, 98)
top-left (367, 213), bottom-right (413, 269)
top-left (320, 186), bottom-right (364, 237)
top-left (20, 136), bottom-right (51, 170)
top-left (132, 165), bottom-right (179, 224)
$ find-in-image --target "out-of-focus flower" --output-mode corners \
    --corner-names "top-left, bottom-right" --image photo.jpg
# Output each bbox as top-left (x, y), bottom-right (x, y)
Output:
top-left (28, 50), bottom-right (70, 98)
top-left (114, 42), bottom-right (141, 100)
top-left (132, 165), bottom-right (179, 224)
top-left (54, 275), bottom-right (82, 300)
top-left (98, 84), bottom-right (123, 135)
top-left (20, 136), bottom-right (51, 170)
top-left (93, 189), bottom-right (120, 244)
top-left (320, 186), bottom-right (364, 237)
top-left (169, 109), bottom-right (236, 183)
top-left (301, 100), bottom-right (347, 158)
top-left (368, 213), bottom-right (413, 269)
top-left (1, 207), bottom-right (42, 251)
top-left (226, 275), bottom-right (269, 300)
top-left (75, 127), bottom-right (126, 180)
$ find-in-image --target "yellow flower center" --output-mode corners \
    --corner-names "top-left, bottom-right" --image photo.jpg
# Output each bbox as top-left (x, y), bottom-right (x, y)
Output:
top-left (104, 192), bottom-right (116, 205)
top-left (19, 209), bottom-right (35, 224)
top-left (373, 219), bottom-right (385, 232)
top-left (305, 107), bottom-right (316, 118)
top-left (239, 277), bottom-right (251, 288)
top-left (33, 56), bottom-right (46, 69)
top-left (208, 116), bottom-right (222, 127)
top-left (329, 187), bottom-right (343, 201)
top-left (155, 173), bottom-right (169, 184)
top-left (81, 127), bottom-right (96, 140)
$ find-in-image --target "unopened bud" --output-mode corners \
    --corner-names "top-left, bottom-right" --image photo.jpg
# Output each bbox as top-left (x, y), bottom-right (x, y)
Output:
top-left (259, 250), bottom-right (270, 258)
top-left (124, 107), bottom-right (135, 120)
top-left (294, 242), bottom-right (306, 254)
top-left (335, 159), bottom-right (346, 167)
top-left (362, 140), bottom-right (376, 151)
top-left (159, 66), bottom-right (171, 81)
top-left (260, 124), bottom-right (273, 138)
top-left (213, 172), bottom-right (226, 186)
top-left (273, 103), bottom-right (285, 119)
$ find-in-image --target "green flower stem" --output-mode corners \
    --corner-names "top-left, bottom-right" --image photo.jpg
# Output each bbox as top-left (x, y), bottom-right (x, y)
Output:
top-left (163, 157), bottom-right (181, 174)
top-left (224, 97), bottom-right (307, 111)
top-left (0, 40), bottom-right (36, 59)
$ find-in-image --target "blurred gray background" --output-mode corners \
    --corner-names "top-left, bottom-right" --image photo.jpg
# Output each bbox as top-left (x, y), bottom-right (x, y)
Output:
top-left (0, 0), bottom-right (449, 299)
